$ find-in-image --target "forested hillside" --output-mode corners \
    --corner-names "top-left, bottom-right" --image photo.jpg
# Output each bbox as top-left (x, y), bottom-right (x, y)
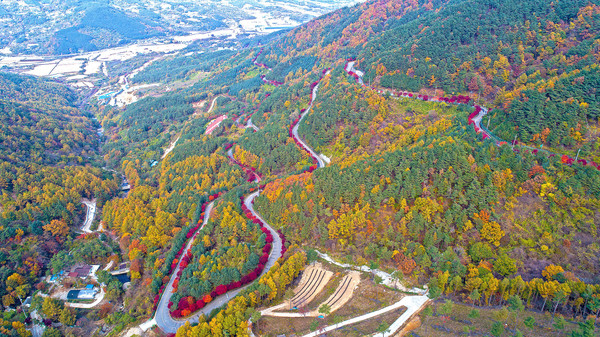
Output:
top-left (254, 0), bottom-right (600, 160)
top-left (0, 72), bottom-right (119, 335)
top-left (50, 6), bottom-right (163, 54)
top-left (44, 0), bottom-right (600, 335)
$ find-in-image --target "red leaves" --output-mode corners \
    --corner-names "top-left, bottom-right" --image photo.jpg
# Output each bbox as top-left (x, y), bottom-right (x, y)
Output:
top-left (188, 301), bottom-right (197, 312)
top-left (259, 254), bottom-right (269, 265)
top-left (215, 284), bottom-right (227, 295)
top-left (561, 155), bottom-right (575, 165)
top-left (240, 275), bottom-right (250, 284)
top-left (265, 234), bottom-right (273, 243)
top-left (278, 229), bottom-right (287, 256)
top-left (178, 297), bottom-right (189, 311)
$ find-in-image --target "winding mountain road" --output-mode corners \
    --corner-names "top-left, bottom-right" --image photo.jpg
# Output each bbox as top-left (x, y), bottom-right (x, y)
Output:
top-left (245, 117), bottom-right (260, 132)
top-left (150, 191), bottom-right (282, 333)
top-left (148, 60), bottom-right (357, 334)
top-left (347, 60), bottom-right (600, 169)
top-left (227, 148), bottom-right (261, 183)
top-left (291, 71), bottom-right (330, 168)
top-left (145, 54), bottom-right (593, 336)
top-left (345, 61), bottom-right (364, 85)
top-left (152, 201), bottom-right (214, 332)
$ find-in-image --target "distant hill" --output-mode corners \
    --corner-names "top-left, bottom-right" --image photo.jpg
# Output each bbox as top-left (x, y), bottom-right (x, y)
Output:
top-left (0, 72), bottom-right (94, 165)
top-left (0, 0), bottom-right (364, 55)
top-left (50, 6), bottom-right (163, 54)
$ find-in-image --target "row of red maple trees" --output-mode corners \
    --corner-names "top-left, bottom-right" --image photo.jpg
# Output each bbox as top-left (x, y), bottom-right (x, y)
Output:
top-left (345, 58), bottom-right (600, 171)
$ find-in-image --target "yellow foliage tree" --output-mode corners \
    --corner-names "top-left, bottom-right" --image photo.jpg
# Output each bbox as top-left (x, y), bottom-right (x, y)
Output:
top-left (43, 219), bottom-right (69, 238)
top-left (480, 221), bottom-right (504, 246)
top-left (542, 265), bottom-right (564, 281)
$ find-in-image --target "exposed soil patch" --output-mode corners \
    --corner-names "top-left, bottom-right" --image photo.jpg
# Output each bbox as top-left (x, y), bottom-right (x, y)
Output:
top-left (255, 278), bottom-right (404, 336)
top-left (327, 307), bottom-right (407, 337)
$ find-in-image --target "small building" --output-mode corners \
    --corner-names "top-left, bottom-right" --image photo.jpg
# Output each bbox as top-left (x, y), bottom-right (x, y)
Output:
top-left (67, 288), bottom-right (97, 300)
top-left (77, 289), bottom-right (97, 300)
top-left (49, 271), bottom-right (64, 283)
top-left (71, 265), bottom-right (92, 279)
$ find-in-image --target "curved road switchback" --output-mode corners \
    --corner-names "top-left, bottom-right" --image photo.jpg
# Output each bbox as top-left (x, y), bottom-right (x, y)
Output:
top-left (150, 55), bottom-right (332, 334)
top-left (227, 147), bottom-right (260, 183)
top-left (347, 60), bottom-right (600, 169)
top-left (246, 118), bottom-right (259, 132)
top-left (234, 114), bottom-right (260, 132)
top-left (345, 61), bottom-right (364, 85)
top-left (153, 201), bottom-right (214, 332)
top-left (152, 191), bottom-right (282, 333)
top-left (291, 71), bottom-right (331, 169)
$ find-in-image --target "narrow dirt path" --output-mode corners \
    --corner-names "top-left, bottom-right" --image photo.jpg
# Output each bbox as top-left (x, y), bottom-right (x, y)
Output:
top-left (206, 95), bottom-right (221, 115)
top-left (161, 136), bottom-right (180, 159)
top-left (161, 95), bottom-right (222, 159)
top-left (300, 294), bottom-right (429, 337)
